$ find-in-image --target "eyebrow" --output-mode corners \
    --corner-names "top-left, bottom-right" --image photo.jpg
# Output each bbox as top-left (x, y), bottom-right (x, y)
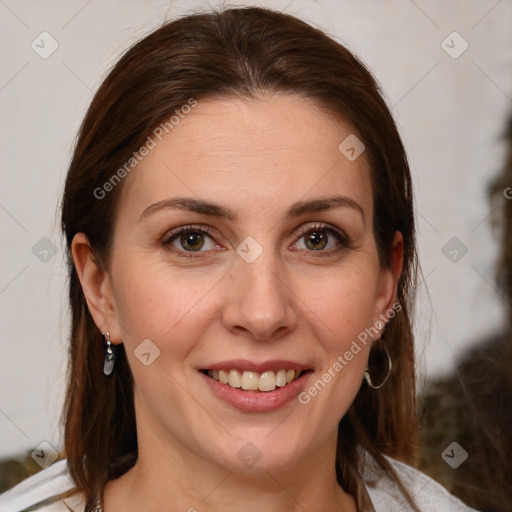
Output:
top-left (138, 195), bottom-right (365, 224)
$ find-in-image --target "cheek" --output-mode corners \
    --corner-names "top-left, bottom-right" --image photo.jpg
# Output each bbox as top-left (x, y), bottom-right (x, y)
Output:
top-left (111, 255), bottom-right (219, 355)
top-left (321, 286), bottom-right (374, 335)
top-left (300, 264), bottom-right (378, 347)
top-left (294, 267), bottom-right (376, 414)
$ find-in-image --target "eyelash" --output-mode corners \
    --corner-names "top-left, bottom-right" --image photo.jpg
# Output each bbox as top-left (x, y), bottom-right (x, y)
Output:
top-left (162, 223), bottom-right (352, 259)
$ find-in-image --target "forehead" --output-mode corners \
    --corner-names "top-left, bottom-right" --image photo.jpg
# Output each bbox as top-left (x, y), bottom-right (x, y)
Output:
top-left (118, 93), bottom-right (373, 221)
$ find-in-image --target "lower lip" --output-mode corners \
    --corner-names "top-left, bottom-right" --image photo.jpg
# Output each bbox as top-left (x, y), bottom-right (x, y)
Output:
top-left (200, 371), bottom-right (312, 413)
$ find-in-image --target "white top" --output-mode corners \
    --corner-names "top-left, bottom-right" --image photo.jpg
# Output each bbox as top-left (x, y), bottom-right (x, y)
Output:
top-left (0, 455), bottom-right (477, 512)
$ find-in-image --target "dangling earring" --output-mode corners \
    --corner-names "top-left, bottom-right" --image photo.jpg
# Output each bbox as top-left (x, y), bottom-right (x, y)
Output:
top-left (102, 331), bottom-right (116, 376)
top-left (364, 338), bottom-right (392, 389)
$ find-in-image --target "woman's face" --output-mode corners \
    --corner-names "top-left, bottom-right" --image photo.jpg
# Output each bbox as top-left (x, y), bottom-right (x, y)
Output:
top-left (81, 93), bottom-right (401, 475)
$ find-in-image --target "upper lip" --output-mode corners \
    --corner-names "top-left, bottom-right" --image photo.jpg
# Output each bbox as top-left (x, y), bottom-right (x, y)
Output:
top-left (200, 359), bottom-right (313, 373)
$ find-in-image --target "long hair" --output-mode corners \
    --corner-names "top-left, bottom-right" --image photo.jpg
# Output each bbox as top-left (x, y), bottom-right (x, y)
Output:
top-left (60, 7), bottom-right (418, 510)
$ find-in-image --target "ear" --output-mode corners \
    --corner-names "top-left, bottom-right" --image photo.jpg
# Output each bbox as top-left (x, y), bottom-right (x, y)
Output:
top-left (71, 233), bottom-right (122, 344)
top-left (372, 231), bottom-right (404, 330)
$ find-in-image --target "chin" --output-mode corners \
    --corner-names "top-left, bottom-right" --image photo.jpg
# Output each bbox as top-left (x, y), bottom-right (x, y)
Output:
top-left (203, 427), bottom-right (312, 474)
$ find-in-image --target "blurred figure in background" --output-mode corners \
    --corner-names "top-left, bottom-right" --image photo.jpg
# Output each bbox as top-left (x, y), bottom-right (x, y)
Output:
top-left (418, 115), bottom-right (512, 511)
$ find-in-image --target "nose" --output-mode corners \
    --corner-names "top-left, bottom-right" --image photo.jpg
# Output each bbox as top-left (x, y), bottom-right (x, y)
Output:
top-left (221, 249), bottom-right (298, 342)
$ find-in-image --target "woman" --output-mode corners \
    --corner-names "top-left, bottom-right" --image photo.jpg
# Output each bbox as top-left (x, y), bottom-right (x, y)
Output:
top-left (0, 6), bottom-right (476, 512)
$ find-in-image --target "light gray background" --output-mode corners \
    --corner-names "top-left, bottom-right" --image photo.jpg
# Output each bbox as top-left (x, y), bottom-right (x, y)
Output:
top-left (1, 0), bottom-right (511, 458)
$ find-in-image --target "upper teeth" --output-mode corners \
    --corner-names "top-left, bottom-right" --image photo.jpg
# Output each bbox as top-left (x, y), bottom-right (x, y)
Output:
top-left (208, 369), bottom-right (299, 392)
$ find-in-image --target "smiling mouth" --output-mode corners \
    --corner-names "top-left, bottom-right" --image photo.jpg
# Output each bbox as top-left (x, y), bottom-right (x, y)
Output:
top-left (201, 368), bottom-right (312, 392)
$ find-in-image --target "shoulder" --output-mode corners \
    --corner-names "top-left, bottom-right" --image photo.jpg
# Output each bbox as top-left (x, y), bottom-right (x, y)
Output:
top-left (362, 453), bottom-right (478, 512)
top-left (0, 459), bottom-right (85, 512)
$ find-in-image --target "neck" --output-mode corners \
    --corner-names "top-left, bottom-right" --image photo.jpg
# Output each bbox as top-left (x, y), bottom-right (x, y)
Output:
top-left (103, 398), bottom-right (357, 512)
top-left (104, 437), bottom-right (356, 511)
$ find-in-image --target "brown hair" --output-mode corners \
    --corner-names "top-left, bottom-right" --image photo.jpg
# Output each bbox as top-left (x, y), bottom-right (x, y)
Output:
top-left (59, 6), bottom-right (418, 510)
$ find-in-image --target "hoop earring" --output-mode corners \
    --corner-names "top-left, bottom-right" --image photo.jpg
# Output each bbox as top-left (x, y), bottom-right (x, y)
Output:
top-left (102, 332), bottom-right (116, 376)
top-left (364, 338), bottom-right (391, 389)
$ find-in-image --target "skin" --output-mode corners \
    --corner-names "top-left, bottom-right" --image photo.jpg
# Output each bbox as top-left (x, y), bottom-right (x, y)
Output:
top-left (72, 93), bottom-right (403, 512)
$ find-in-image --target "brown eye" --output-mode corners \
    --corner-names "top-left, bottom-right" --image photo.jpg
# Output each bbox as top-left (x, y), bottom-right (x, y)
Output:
top-left (293, 223), bottom-right (351, 254)
top-left (304, 230), bottom-right (328, 250)
top-left (179, 231), bottom-right (205, 251)
top-left (163, 225), bottom-right (220, 258)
